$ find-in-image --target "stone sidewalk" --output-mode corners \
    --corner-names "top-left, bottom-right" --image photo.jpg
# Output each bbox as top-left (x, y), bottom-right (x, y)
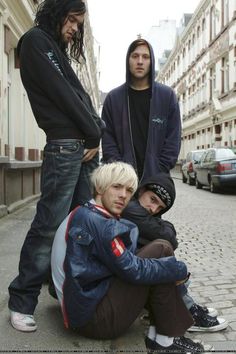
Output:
top-left (168, 174), bottom-right (236, 352)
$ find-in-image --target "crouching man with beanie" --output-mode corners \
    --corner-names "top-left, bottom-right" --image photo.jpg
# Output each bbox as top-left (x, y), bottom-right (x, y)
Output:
top-left (122, 172), bottom-right (228, 337)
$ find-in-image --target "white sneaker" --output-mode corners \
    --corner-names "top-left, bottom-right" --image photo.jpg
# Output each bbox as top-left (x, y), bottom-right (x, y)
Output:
top-left (10, 311), bottom-right (37, 332)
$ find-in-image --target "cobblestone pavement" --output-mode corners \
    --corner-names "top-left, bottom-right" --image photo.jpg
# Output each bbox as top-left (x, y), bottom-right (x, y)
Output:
top-left (167, 175), bottom-right (236, 351)
top-left (0, 177), bottom-right (236, 353)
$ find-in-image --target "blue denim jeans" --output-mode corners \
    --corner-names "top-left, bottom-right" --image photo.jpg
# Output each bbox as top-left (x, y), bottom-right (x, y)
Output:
top-left (178, 280), bottom-right (195, 310)
top-left (8, 139), bottom-right (98, 314)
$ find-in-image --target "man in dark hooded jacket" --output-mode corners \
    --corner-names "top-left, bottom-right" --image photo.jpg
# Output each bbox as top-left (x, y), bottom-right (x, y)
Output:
top-left (122, 173), bottom-right (228, 334)
top-left (102, 38), bottom-right (181, 181)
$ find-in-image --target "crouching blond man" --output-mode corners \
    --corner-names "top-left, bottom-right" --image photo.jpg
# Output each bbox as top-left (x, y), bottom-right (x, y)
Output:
top-left (51, 162), bottom-right (207, 353)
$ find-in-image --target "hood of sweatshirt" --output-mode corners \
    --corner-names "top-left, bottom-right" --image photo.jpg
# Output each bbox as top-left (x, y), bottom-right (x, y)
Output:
top-left (125, 38), bottom-right (156, 93)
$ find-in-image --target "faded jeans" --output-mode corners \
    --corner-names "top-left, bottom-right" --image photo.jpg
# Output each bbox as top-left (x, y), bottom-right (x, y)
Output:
top-left (179, 280), bottom-right (195, 310)
top-left (8, 139), bottom-right (98, 314)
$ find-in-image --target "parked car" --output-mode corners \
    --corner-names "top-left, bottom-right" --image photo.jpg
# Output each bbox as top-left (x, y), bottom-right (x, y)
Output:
top-left (195, 148), bottom-right (236, 192)
top-left (181, 150), bottom-right (205, 185)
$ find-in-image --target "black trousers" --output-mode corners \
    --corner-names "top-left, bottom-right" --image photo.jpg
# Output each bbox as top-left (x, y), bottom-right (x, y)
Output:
top-left (78, 239), bottom-right (193, 339)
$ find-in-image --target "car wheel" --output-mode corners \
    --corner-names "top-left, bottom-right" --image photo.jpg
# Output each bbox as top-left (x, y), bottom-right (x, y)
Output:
top-left (182, 173), bottom-right (187, 183)
top-left (210, 179), bottom-right (218, 193)
top-left (188, 175), bottom-right (195, 186)
top-left (196, 178), bottom-right (202, 189)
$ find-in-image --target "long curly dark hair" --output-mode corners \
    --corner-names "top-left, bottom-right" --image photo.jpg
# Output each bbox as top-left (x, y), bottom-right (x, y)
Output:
top-left (34, 0), bottom-right (86, 63)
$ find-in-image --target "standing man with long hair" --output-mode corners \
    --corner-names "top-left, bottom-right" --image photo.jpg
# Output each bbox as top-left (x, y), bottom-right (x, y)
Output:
top-left (8, 0), bottom-right (103, 332)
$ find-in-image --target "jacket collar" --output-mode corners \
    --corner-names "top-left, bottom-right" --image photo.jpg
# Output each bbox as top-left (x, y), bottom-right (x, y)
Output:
top-left (85, 201), bottom-right (120, 220)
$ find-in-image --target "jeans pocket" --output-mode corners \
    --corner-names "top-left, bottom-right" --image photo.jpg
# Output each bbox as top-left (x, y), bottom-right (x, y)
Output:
top-left (45, 141), bottom-right (84, 155)
top-left (59, 143), bottom-right (81, 154)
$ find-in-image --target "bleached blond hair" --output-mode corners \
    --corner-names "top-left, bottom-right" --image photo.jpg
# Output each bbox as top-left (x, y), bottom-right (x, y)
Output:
top-left (91, 162), bottom-right (138, 196)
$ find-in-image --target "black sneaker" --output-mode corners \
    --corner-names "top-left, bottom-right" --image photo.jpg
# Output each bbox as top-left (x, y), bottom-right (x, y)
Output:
top-left (190, 303), bottom-right (217, 317)
top-left (174, 337), bottom-right (205, 352)
top-left (189, 304), bottom-right (228, 332)
top-left (145, 336), bottom-right (204, 353)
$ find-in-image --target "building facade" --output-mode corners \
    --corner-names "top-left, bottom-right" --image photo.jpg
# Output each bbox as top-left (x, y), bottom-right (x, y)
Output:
top-left (158, 0), bottom-right (236, 160)
top-left (0, 0), bottom-right (100, 216)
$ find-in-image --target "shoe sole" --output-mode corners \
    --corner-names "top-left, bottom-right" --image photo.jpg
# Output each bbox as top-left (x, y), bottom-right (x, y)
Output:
top-left (11, 321), bottom-right (37, 332)
top-left (188, 319), bottom-right (228, 332)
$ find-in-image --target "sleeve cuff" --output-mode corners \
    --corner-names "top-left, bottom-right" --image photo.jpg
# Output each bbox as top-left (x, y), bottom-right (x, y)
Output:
top-left (84, 138), bottom-right (100, 149)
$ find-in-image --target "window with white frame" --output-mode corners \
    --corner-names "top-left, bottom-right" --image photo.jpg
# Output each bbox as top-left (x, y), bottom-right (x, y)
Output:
top-left (202, 18), bottom-right (206, 48)
top-left (201, 74), bottom-right (207, 103)
top-left (197, 26), bottom-right (201, 54)
top-left (222, 0), bottom-right (229, 27)
top-left (192, 33), bottom-right (196, 59)
top-left (197, 78), bottom-right (201, 105)
top-left (221, 56), bottom-right (229, 94)
top-left (188, 39), bottom-right (191, 63)
top-left (192, 83), bottom-right (196, 109)
top-left (182, 92), bottom-right (186, 116)
top-left (190, 86), bottom-right (194, 112)
top-left (188, 87), bottom-right (191, 113)
top-left (234, 47), bottom-right (236, 87)
top-left (210, 6), bottom-right (217, 41)
top-left (182, 47), bottom-right (186, 72)
top-left (209, 66), bottom-right (216, 100)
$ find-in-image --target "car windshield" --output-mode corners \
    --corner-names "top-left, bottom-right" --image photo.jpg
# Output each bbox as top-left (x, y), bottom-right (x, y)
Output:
top-left (216, 149), bottom-right (235, 159)
top-left (193, 151), bottom-right (204, 161)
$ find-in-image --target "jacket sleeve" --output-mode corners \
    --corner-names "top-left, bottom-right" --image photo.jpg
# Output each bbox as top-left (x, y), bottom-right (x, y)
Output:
top-left (82, 94), bottom-right (106, 148)
top-left (101, 94), bottom-right (122, 162)
top-left (159, 90), bottom-right (181, 172)
top-left (98, 222), bottom-right (186, 285)
top-left (20, 31), bottom-right (101, 145)
top-left (122, 205), bottom-right (178, 250)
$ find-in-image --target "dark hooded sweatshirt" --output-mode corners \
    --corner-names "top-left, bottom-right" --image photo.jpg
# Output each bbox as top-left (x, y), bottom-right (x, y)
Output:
top-left (17, 27), bottom-right (102, 148)
top-left (101, 40), bottom-right (181, 181)
top-left (122, 173), bottom-right (178, 250)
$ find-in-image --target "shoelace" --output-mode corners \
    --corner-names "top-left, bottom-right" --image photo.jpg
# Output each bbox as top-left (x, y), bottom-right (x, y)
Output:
top-left (193, 304), bottom-right (208, 314)
top-left (191, 304), bottom-right (219, 327)
top-left (191, 304), bottom-right (208, 316)
top-left (193, 311), bottom-right (219, 326)
top-left (174, 337), bottom-right (203, 351)
top-left (203, 315), bottom-right (218, 325)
